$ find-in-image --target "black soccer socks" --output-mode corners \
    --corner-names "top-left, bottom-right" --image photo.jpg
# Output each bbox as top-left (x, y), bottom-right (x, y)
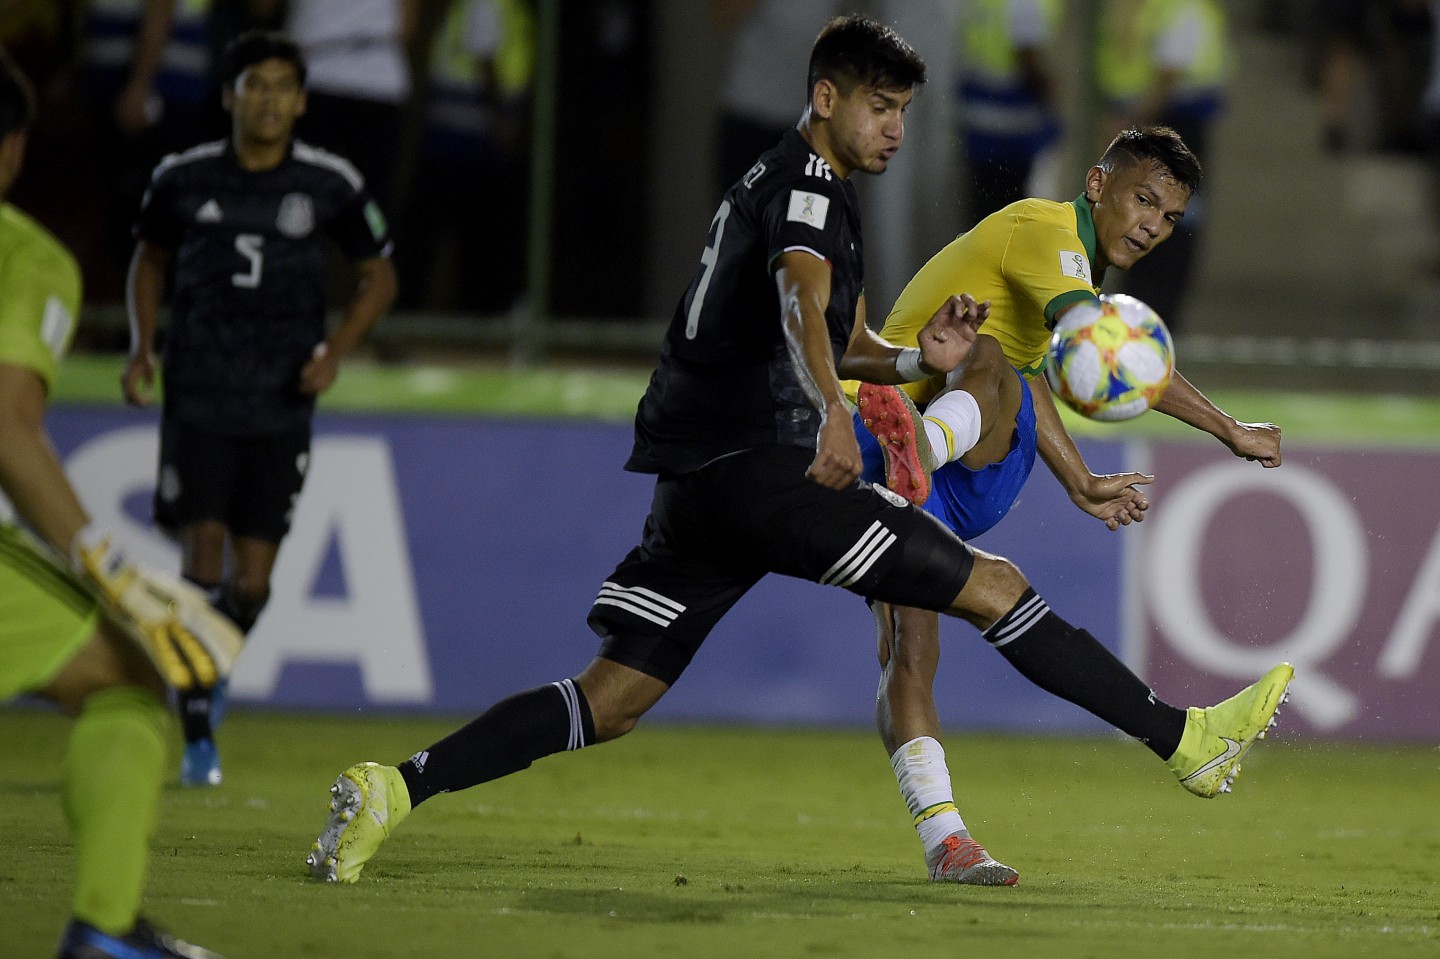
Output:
top-left (983, 589), bottom-right (1185, 758)
top-left (398, 678), bottom-right (596, 806)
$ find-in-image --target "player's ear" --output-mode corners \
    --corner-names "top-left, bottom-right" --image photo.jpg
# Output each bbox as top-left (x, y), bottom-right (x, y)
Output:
top-left (221, 85), bottom-right (235, 114)
top-left (811, 78), bottom-right (837, 120)
top-left (295, 88), bottom-right (307, 118)
top-left (1084, 165), bottom-right (1106, 203)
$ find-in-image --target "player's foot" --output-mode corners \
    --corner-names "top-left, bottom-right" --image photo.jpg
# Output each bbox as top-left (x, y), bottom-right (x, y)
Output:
top-left (57, 917), bottom-right (224, 958)
top-left (926, 833), bottom-right (1019, 886)
top-left (857, 383), bottom-right (937, 505)
top-left (1166, 663), bottom-right (1295, 798)
top-left (307, 762), bottom-right (411, 883)
top-left (179, 738), bottom-right (221, 788)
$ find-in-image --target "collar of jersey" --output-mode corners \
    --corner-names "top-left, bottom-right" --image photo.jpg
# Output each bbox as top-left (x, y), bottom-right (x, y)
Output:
top-left (1070, 194), bottom-right (1104, 286)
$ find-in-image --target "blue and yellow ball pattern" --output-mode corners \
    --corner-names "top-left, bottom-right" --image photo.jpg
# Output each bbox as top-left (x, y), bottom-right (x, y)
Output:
top-left (1045, 294), bottom-right (1174, 422)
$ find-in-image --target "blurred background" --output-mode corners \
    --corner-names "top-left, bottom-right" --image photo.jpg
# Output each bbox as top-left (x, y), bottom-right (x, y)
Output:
top-left (2, 0), bottom-right (1438, 393)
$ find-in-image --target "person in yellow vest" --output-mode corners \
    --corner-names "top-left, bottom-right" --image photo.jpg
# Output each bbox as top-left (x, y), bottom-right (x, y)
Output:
top-left (955, 0), bottom-right (1062, 225)
top-left (854, 124), bottom-right (1286, 882)
top-left (1095, 0), bottom-right (1228, 333)
top-left (397, 0), bottom-right (534, 312)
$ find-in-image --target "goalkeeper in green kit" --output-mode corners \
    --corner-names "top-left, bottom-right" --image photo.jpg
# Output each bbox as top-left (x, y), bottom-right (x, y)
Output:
top-left (0, 52), bottom-right (239, 959)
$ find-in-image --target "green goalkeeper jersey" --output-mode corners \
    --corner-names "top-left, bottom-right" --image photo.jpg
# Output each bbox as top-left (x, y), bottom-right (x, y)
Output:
top-left (0, 201), bottom-right (81, 390)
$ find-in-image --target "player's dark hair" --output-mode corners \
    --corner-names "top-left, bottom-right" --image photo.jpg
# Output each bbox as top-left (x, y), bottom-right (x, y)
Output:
top-left (806, 14), bottom-right (927, 101)
top-left (1099, 125), bottom-right (1202, 194)
top-left (219, 30), bottom-right (307, 88)
top-left (0, 50), bottom-right (36, 140)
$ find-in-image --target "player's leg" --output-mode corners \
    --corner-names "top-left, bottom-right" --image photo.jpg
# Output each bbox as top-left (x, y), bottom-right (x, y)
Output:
top-left (938, 549), bottom-right (1292, 797)
top-left (158, 418), bottom-right (237, 786)
top-left (308, 471), bottom-right (761, 883)
top-left (3, 530), bottom-right (221, 957)
top-left (173, 519), bottom-right (228, 786)
top-left (856, 335), bottom-right (1017, 505)
top-left (874, 601), bottom-right (1017, 885)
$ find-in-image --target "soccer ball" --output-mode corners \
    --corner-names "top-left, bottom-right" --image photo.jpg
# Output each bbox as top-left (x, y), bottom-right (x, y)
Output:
top-left (1045, 294), bottom-right (1174, 422)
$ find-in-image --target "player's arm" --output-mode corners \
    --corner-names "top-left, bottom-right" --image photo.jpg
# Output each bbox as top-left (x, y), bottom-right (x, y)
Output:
top-left (123, 239), bottom-right (170, 406)
top-left (1153, 370), bottom-right (1282, 467)
top-left (839, 292), bottom-right (989, 384)
top-left (1031, 299), bottom-right (1155, 529)
top-left (0, 362), bottom-right (91, 552)
top-left (774, 250), bottom-right (863, 490)
top-left (113, 0), bottom-right (176, 133)
top-left (299, 254), bottom-right (397, 395)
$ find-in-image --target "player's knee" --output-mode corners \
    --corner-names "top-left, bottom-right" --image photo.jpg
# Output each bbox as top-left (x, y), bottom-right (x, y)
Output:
top-left (42, 626), bottom-right (166, 714)
top-left (945, 551), bottom-right (1029, 626)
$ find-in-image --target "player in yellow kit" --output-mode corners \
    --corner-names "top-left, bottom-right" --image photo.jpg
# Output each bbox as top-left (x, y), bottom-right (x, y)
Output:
top-left (0, 52), bottom-right (231, 958)
top-left (857, 125), bottom-right (1285, 883)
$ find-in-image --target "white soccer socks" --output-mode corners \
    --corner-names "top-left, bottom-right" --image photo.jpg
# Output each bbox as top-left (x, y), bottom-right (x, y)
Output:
top-left (890, 735), bottom-right (968, 850)
top-left (921, 389), bottom-right (982, 465)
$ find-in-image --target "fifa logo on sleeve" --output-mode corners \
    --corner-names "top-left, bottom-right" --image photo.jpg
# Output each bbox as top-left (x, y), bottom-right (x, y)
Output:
top-left (1059, 250), bottom-right (1093, 285)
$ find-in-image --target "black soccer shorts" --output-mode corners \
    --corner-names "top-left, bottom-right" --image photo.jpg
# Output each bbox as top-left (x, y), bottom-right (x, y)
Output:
top-left (587, 446), bottom-right (975, 686)
top-left (153, 418), bottom-right (311, 544)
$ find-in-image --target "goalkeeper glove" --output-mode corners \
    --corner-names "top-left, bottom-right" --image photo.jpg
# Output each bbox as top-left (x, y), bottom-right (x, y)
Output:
top-left (70, 524), bottom-right (244, 692)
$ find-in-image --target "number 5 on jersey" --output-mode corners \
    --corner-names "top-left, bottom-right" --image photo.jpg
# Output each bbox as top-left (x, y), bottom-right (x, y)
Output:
top-left (233, 233), bottom-right (264, 288)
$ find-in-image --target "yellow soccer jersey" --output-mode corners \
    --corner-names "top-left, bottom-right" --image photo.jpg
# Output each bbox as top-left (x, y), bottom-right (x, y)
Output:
top-left (879, 196), bottom-right (1101, 405)
top-left (0, 203), bottom-right (82, 393)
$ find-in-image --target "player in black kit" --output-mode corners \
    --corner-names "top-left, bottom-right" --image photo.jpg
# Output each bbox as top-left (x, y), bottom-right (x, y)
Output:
top-left (123, 31), bottom-right (397, 787)
top-left (308, 15), bottom-right (1292, 887)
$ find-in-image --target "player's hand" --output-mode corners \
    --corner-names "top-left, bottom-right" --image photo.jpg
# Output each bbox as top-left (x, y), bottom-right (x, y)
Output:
top-left (122, 351), bottom-right (157, 407)
top-left (1071, 472), bottom-right (1154, 531)
top-left (916, 294), bottom-right (990, 375)
top-left (1225, 420), bottom-right (1282, 468)
top-left (807, 402), bottom-right (864, 490)
top-left (71, 526), bottom-right (244, 691)
top-left (299, 342), bottom-right (340, 395)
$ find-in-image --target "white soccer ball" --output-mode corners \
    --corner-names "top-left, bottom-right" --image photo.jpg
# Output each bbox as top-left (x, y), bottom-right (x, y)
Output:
top-left (1045, 294), bottom-right (1175, 422)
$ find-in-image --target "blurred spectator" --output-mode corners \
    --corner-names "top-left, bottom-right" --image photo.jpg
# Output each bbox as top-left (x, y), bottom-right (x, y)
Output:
top-left (397, 0), bottom-right (534, 313)
top-left (710, 0), bottom-right (840, 199)
top-left (1096, 0), bottom-right (1228, 334)
top-left (73, 0), bottom-right (218, 301)
top-left (1313, 0), bottom-right (1433, 154)
top-left (286, 0), bottom-right (419, 214)
top-left (954, 0), bottom-right (1061, 226)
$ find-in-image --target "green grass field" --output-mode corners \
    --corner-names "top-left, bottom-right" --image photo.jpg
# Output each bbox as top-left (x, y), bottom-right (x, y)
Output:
top-left (2, 709), bottom-right (1436, 958)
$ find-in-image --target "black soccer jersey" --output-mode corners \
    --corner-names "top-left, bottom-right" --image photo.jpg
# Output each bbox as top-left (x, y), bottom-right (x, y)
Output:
top-left (136, 139), bottom-right (391, 435)
top-left (626, 129), bottom-right (864, 475)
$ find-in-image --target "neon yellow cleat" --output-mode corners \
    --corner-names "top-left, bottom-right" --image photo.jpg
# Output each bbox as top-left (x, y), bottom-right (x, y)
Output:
top-left (1167, 663), bottom-right (1295, 798)
top-left (306, 762), bottom-right (411, 883)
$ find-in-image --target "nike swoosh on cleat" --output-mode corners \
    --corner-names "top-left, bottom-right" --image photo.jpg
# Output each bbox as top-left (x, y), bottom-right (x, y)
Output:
top-left (1181, 737), bottom-right (1243, 783)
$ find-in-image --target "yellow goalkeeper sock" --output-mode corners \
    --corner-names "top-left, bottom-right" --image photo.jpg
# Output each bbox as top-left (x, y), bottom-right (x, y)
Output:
top-left (62, 686), bottom-right (170, 934)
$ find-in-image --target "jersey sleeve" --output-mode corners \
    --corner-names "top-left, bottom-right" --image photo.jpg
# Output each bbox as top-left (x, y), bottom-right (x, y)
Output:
top-left (760, 175), bottom-right (850, 272)
top-left (0, 237), bottom-right (82, 391)
top-left (327, 187), bottom-right (393, 262)
top-left (1000, 212), bottom-right (1099, 326)
top-left (133, 164), bottom-right (186, 249)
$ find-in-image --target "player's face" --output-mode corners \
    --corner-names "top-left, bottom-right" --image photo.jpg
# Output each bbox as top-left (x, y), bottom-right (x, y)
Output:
top-left (226, 59), bottom-right (306, 145)
top-left (823, 82), bottom-right (911, 177)
top-left (1086, 159), bottom-right (1191, 271)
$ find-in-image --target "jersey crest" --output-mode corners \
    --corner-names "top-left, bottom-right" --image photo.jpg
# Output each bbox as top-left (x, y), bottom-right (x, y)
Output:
top-left (277, 193), bottom-right (315, 238)
top-left (804, 153), bottom-right (833, 181)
